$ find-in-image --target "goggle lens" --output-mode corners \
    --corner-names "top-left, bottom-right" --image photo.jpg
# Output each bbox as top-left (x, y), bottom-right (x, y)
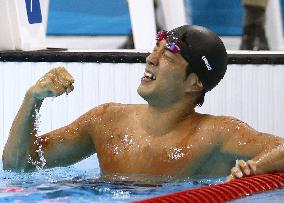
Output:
top-left (156, 30), bottom-right (181, 54)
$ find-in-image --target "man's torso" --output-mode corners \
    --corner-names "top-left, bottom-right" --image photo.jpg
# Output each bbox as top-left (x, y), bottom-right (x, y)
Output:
top-left (87, 104), bottom-right (243, 178)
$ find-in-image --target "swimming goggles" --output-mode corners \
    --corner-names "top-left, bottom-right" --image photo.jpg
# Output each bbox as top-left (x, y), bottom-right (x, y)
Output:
top-left (156, 30), bottom-right (181, 54)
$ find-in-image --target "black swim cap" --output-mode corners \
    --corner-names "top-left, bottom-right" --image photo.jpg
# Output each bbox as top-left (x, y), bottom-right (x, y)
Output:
top-left (169, 25), bottom-right (227, 92)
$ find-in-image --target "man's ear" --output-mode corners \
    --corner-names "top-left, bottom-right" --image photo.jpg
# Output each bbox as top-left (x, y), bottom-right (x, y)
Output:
top-left (184, 73), bottom-right (203, 93)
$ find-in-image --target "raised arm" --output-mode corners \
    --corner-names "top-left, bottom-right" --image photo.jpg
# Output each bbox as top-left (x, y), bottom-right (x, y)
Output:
top-left (26, 109), bottom-right (97, 170)
top-left (2, 67), bottom-right (95, 171)
top-left (215, 116), bottom-right (284, 180)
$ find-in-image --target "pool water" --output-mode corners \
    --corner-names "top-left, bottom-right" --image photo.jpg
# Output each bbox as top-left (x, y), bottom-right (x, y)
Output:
top-left (0, 154), bottom-right (283, 203)
top-left (232, 189), bottom-right (284, 203)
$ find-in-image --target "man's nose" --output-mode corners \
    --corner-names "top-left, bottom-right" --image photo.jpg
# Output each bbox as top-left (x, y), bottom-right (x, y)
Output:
top-left (146, 52), bottom-right (159, 67)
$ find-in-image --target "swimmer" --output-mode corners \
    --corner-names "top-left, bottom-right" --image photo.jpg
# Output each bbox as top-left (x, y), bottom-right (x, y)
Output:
top-left (3, 25), bottom-right (284, 182)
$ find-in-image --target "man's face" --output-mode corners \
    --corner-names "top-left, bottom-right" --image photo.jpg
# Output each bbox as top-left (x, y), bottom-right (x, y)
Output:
top-left (137, 39), bottom-right (189, 106)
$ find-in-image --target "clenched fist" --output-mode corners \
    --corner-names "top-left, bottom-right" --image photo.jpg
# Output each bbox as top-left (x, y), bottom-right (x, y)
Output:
top-left (29, 67), bottom-right (75, 100)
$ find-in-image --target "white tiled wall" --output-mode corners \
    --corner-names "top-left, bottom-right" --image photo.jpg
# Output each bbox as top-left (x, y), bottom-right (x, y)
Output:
top-left (1, 62), bottom-right (284, 157)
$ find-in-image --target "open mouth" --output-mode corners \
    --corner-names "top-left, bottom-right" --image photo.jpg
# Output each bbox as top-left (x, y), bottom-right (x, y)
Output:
top-left (142, 71), bottom-right (156, 82)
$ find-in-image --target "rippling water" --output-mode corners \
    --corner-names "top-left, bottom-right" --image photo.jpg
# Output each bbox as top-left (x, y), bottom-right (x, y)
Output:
top-left (0, 155), bottom-right (283, 202)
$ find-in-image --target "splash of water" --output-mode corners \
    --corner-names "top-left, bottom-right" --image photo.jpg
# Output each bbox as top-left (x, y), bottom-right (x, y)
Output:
top-left (27, 107), bottom-right (47, 170)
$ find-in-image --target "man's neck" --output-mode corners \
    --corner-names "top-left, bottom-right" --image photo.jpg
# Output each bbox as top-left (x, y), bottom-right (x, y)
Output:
top-left (141, 100), bottom-right (196, 136)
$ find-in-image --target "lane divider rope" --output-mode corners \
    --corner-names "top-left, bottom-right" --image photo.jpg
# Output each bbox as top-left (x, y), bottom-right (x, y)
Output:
top-left (135, 173), bottom-right (284, 203)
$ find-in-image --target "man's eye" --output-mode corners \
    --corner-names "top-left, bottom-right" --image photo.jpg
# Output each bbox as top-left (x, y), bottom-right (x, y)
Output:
top-left (164, 48), bottom-right (175, 58)
top-left (164, 53), bottom-right (174, 62)
top-left (165, 46), bottom-right (175, 54)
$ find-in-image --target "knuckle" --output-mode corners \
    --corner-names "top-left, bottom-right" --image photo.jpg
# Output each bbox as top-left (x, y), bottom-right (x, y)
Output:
top-left (231, 167), bottom-right (238, 173)
top-left (247, 160), bottom-right (255, 165)
top-left (70, 85), bottom-right (74, 91)
top-left (68, 76), bottom-right (75, 83)
top-left (238, 160), bottom-right (245, 165)
top-left (239, 160), bottom-right (246, 168)
top-left (56, 66), bottom-right (65, 71)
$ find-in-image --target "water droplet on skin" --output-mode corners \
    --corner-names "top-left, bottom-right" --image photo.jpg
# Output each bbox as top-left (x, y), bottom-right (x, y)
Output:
top-left (169, 148), bottom-right (184, 160)
top-left (238, 141), bottom-right (247, 146)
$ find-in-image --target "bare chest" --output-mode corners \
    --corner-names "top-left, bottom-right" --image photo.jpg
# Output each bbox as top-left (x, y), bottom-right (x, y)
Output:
top-left (94, 123), bottom-right (212, 177)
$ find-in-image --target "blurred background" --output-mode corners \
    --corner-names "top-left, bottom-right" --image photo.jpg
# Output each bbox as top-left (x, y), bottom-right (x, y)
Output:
top-left (45, 0), bottom-right (284, 50)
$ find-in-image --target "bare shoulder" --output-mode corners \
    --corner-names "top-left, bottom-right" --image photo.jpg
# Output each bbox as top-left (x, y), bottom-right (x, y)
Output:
top-left (193, 114), bottom-right (256, 141)
top-left (212, 115), bottom-right (257, 135)
top-left (94, 102), bottom-right (143, 115)
top-left (65, 102), bottom-right (141, 137)
top-left (80, 102), bottom-right (144, 122)
top-left (198, 114), bottom-right (253, 131)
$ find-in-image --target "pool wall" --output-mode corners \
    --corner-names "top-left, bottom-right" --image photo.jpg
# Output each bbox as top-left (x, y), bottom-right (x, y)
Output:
top-left (1, 51), bottom-right (284, 157)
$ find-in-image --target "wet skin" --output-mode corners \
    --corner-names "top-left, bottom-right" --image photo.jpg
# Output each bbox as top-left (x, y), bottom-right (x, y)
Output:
top-left (3, 40), bottom-right (284, 181)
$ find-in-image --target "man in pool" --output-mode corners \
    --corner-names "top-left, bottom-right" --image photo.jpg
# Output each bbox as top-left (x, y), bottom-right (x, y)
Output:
top-left (3, 25), bottom-right (284, 181)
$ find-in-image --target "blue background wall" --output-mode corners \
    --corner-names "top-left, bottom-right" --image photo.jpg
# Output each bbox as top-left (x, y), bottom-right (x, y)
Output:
top-left (47, 0), bottom-right (131, 35)
top-left (47, 0), bottom-right (283, 36)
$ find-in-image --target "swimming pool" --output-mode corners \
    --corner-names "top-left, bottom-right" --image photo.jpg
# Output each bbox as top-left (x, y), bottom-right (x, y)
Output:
top-left (0, 154), bottom-right (219, 202)
top-left (1, 50), bottom-right (284, 202)
top-left (0, 154), bottom-right (283, 202)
